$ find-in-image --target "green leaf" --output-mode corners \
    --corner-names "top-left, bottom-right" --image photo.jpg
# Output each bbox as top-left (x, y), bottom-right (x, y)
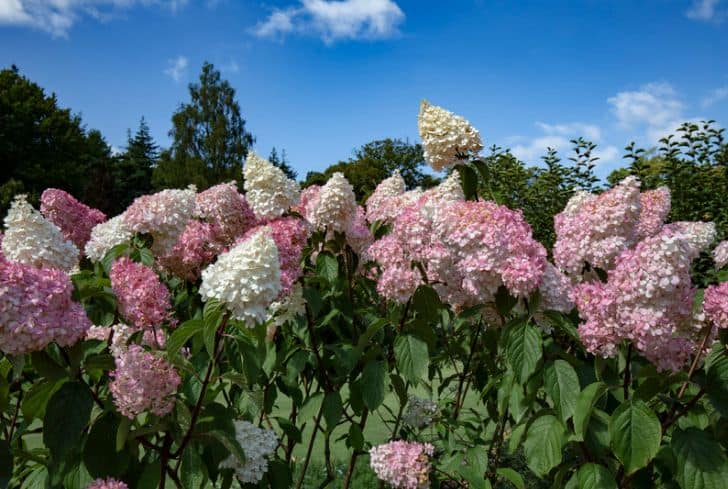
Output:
top-left (573, 382), bottom-right (607, 441)
top-left (83, 414), bottom-right (129, 478)
top-left (180, 448), bottom-right (208, 489)
top-left (268, 460), bottom-right (293, 489)
top-left (31, 351), bottom-right (67, 380)
top-left (348, 424), bottom-right (364, 451)
top-left (167, 319), bottom-right (203, 356)
top-left (576, 463), bottom-right (617, 489)
top-left (524, 415), bottom-right (566, 478)
top-left (22, 378), bottom-right (66, 420)
top-left (394, 335), bottom-right (429, 385)
top-left (497, 467), bottom-right (525, 489)
top-left (456, 164), bottom-right (479, 200)
top-left (411, 285), bottom-right (442, 319)
top-left (203, 301), bottom-right (225, 356)
top-left (322, 392), bottom-right (343, 433)
top-left (608, 399), bottom-right (661, 475)
top-left (316, 252), bottom-right (339, 283)
top-left (0, 440), bottom-right (12, 489)
top-left (137, 460), bottom-right (161, 489)
top-left (544, 360), bottom-right (580, 422)
top-left (202, 430), bottom-right (246, 465)
top-left (360, 360), bottom-right (386, 411)
top-left (116, 416), bottom-right (131, 452)
top-left (706, 351), bottom-right (728, 417)
top-left (43, 381), bottom-right (93, 463)
top-left (506, 322), bottom-right (542, 383)
top-left (672, 428), bottom-right (728, 489)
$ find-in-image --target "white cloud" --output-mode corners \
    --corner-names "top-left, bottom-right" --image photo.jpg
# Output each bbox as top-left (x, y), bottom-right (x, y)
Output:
top-left (220, 59), bottom-right (240, 73)
top-left (0, 0), bottom-right (187, 37)
top-left (253, 0), bottom-right (405, 43)
top-left (535, 121), bottom-right (602, 142)
top-left (702, 85), bottom-right (728, 107)
top-left (164, 55), bottom-right (188, 82)
top-left (686, 0), bottom-right (724, 22)
top-left (607, 82), bottom-right (684, 131)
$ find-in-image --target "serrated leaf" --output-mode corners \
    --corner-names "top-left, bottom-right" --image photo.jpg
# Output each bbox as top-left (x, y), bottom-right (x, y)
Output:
top-left (706, 351), bottom-right (728, 417)
top-left (360, 361), bottom-right (386, 411)
top-left (322, 392), bottom-right (343, 433)
top-left (576, 463), bottom-right (617, 489)
top-left (167, 319), bottom-right (203, 356)
top-left (608, 400), bottom-right (661, 475)
top-left (394, 335), bottom-right (429, 385)
top-left (672, 428), bottom-right (728, 489)
top-left (497, 467), bottom-right (525, 489)
top-left (544, 360), bottom-right (580, 422)
top-left (43, 381), bottom-right (93, 464)
top-left (506, 322), bottom-right (542, 383)
top-left (316, 252), bottom-right (338, 283)
top-left (83, 414), bottom-right (129, 478)
top-left (573, 382), bottom-right (607, 441)
top-left (524, 415), bottom-right (566, 478)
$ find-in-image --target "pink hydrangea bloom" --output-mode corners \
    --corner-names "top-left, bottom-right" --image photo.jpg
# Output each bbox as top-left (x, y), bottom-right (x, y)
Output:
top-left (539, 263), bottom-right (574, 313)
top-left (346, 205), bottom-right (373, 254)
top-left (243, 217), bottom-right (309, 297)
top-left (86, 478), bottom-right (128, 489)
top-left (158, 220), bottom-right (222, 281)
top-left (635, 187), bottom-right (671, 240)
top-left (714, 240), bottom-right (728, 269)
top-left (110, 344), bottom-right (181, 419)
top-left (573, 226), bottom-right (711, 371)
top-left (195, 182), bottom-right (257, 244)
top-left (294, 185), bottom-right (321, 217)
top-left (123, 188), bottom-right (195, 254)
top-left (704, 282), bottom-right (728, 330)
top-left (369, 441), bottom-right (434, 489)
top-left (110, 257), bottom-right (171, 330)
top-left (0, 239), bottom-right (91, 355)
top-left (554, 177), bottom-right (643, 275)
top-left (366, 171), bottom-right (407, 224)
top-left (40, 188), bottom-right (106, 250)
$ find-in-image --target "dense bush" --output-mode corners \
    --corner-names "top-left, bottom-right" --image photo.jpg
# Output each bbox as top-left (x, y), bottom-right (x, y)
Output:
top-left (0, 101), bottom-right (727, 489)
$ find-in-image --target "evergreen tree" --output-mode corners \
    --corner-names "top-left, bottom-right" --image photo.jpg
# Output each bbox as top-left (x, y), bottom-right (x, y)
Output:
top-left (268, 147), bottom-right (297, 180)
top-left (114, 117), bottom-right (158, 211)
top-left (153, 62), bottom-right (254, 189)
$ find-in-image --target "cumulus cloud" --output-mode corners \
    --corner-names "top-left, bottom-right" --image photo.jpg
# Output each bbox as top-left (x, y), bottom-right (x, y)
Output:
top-left (0, 0), bottom-right (187, 37)
top-left (164, 55), bottom-right (188, 82)
top-left (252, 0), bottom-right (405, 43)
top-left (607, 82), bottom-right (684, 130)
top-left (686, 0), bottom-right (724, 22)
top-left (702, 85), bottom-right (728, 107)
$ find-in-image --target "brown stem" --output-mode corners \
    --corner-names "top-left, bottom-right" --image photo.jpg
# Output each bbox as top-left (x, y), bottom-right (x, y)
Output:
top-left (159, 433), bottom-right (172, 489)
top-left (171, 312), bottom-right (231, 459)
top-left (389, 380), bottom-right (410, 441)
top-left (623, 343), bottom-right (633, 400)
top-left (294, 401), bottom-right (325, 489)
top-left (7, 389), bottom-right (23, 441)
top-left (663, 387), bottom-right (706, 433)
top-left (342, 408), bottom-right (369, 489)
top-left (486, 407), bottom-right (509, 481)
top-left (677, 325), bottom-right (713, 399)
top-left (453, 321), bottom-right (482, 420)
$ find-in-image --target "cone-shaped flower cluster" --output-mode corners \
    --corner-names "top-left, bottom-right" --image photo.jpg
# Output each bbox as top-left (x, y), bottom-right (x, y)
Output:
top-left (704, 282), bottom-right (728, 330)
top-left (86, 478), bottom-right (128, 489)
top-left (219, 421), bottom-right (278, 484)
top-left (714, 240), bottom-right (728, 269)
top-left (2, 194), bottom-right (79, 271)
top-left (194, 182), bottom-right (258, 243)
top-left (40, 188), bottom-right (106, 250)
top-left (418, 100), bottom-right (482, 171)
top-left (85, 215), bottom-right (134, 262)
top-left (109, 344), bottom-right (181, 419)
top-left (369, 440), bottom-right (434, 489)
top-left (123, 187), bottom-right (196, 254)
top-left (243, 152), bottom-right (300, 220)
top-left (365, 171), bottom-right (408, 224)
top-left (199, 228), bottom-right (281, 325)
top-left (305, 172), bottom-right (358, 233)
top-left (110, 257), bottom-right (171, 330)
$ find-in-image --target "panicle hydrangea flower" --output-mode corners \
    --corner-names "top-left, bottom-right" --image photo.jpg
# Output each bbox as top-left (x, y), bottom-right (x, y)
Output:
top-left (157, 220), bottom-right (222, 281)
top-left (109, 344), bottom-right (180, 419)
top-left (2, 194), bottom-right (79, 271)
top-left (554, 177), bottom-right (646, 275)
top-left (418, 100), bottom-right (483, 172)
top-left (635, 187), bottom-right (671, 240)
top-left (84, 215), bottom-right (134, 262)
top-left (402, 396), bottom-right (438, 428)
top-left (199, 228), bottom-right (281, 325)
top-left (366, 171), bottom-right (407, 223)
top-left (369, 441), bottom-right (434, 489)
top-left (86, 478), bottom-right (128, 489)
top-left (266, 283), bottom-right (306, 340)
top-left (573, 225), bottom-right (713, 371)
top-left (305, 172), bottom-right (358, 233)
top-left (40, 188), bottom-right (106, 250)
top-left (123, 187), bottom-right (196, 254)
top-left (663, 221), bottom-right (716, 255)
top-left (294, 184), bottom-right (320, 216)
top-left (194, 182), bottom-right (257, 244)
top-left (346, 205), bottom-right (374, 254)
top-left (219, 421), bottom-right (278, 484)
top-left (539, 263), bottom-right (574, 313)
top-left (0, 248), bottom-right (91, 355)
top-left (243, 152), bottom-right (300, 220)
top-left (243, 217), bottom-right (309, 297)
top-left (704, 282), bottom-right (728, 330)
top-left (110, 257), bottom-right (171, 330)
top-left (714, 240), bottom-right (728, 269)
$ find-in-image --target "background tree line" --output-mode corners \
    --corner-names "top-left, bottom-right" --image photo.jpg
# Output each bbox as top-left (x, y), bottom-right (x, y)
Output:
top-left (1, 63), bottom-right (726, 248)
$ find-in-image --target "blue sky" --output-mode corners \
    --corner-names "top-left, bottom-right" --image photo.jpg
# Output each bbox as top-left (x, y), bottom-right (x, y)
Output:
top-left (1, 0), bottom-right (727, 179)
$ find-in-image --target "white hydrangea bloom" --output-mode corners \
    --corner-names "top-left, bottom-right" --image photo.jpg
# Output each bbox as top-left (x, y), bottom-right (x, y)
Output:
top-left (199, 228), bottom-right (281, 326)
top-left (365, 171), bottom-right (406, 223)
top-left (418, 100), bottom-right (483, 172)
top-left (267, 283), bottom-right (306, 330)
top-left (714, 240), bottom-right (728, 269)
top-left (539, 263), bottom-right (574, 313)
top-left (123, 187), bottom-right (196, 255)
top-left (243, 152), bottom-right (300, 220)
top-left (306, 172), bottom-right (357, 232)
top-left (84, 215), bottom-right (134, 262)
top-left (667, 221), bottom-right (716, 257)
top-left (2, 194), bottom-right (79, 271)
top-left (219, 421), bottom-right (278, 484)
top-left (420, 170), bottom-right (464, 221)
top-left (402, 396), bottom-right (438, 428)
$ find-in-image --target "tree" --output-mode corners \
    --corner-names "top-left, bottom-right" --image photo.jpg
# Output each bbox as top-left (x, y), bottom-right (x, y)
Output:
top-left (113, 117), bottom-right (158, 212)
top-left (0, 66), bottom-right (115, 213)
top-left (268, 147), bottom-right (297, 180)
top-left (303, 138), bottom-right (438, 201)
top-left (153, 62), bottom-right (255, 190)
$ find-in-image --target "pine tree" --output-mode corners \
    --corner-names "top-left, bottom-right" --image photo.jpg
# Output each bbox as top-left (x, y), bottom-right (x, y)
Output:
top-left (115, 117), bottom-right (158, 211)
top-left (269, 147), bottom-right (297, 180)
